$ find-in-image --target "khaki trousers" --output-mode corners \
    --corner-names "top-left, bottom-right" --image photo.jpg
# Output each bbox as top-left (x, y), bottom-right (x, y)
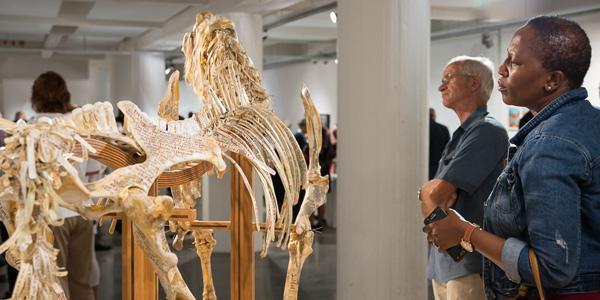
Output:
top-left (432, 273), bottom-right (486, 300)
top-left (52, 216), bottom-right (96, 300)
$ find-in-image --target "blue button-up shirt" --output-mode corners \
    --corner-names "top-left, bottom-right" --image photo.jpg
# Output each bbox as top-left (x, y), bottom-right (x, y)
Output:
top-left (484, 88), bottom-right (600, 298)
top-left (428, 106), bottom-right (508, 283)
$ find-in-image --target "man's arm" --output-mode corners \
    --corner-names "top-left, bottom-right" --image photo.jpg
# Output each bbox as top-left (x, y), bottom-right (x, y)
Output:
top-left (421, 122), bottom-right (508, 217)
top-left (420, 178), bottom-right (457, 218)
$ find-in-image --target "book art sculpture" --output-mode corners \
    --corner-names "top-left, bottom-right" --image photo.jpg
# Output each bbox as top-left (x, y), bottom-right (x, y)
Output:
top-left (0, 11), bottom-right (327, 300)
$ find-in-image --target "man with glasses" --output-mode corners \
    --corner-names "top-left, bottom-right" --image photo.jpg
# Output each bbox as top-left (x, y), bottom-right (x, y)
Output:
top-left (419, 56), bottom-right (508, 300)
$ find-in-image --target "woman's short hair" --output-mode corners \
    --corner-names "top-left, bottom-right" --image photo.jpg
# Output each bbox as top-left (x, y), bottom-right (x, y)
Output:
top-left (31, 71), bottom-right (74, 114)
top-left (525, 16), bottom-right (591, 89)
top-left (447, 55), bottom-right (495, 100)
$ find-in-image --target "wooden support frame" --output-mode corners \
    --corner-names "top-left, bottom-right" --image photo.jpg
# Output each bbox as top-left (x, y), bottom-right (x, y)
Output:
top-left (121, 217), bottom-right (134, 300)
top-left (230, 153), bottom-right (255, 300)
top-left (89, 138), bottom-right (260, 300)
top-left (119, 183), bottom-right (163, 300)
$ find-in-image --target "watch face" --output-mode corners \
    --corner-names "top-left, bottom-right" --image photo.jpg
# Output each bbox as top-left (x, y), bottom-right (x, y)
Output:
top-left (460, 240), bottom-right (473, 252)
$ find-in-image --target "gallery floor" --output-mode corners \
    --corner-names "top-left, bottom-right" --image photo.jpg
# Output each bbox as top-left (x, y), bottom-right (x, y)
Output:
top-left (81, 223), bottom-right (335, 300)
top-left (0, 179), bottom-right (337, 300)
top-left (0, 226), bottom-right (335, 299)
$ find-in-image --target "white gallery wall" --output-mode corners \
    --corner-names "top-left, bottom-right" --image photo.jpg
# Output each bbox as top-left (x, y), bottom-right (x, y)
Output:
top-left (130, 53), bottom-right (167, 117)
top-left (431, 12), bottom-right (600, 135)
top-left (178, 83), bottom-right (202, 116)
top-left (0, 53), bottom-right (93, 119)
top-left (430, 30), bottom-right (513, 135)
top-left (262, 12), bottom-right (600, 139)
top-left (263, 61), bottom-right (337, 131)
top-left (579, 13), bottom-right (600, 107)
top-left (2, 12), bottom-right (600, 132)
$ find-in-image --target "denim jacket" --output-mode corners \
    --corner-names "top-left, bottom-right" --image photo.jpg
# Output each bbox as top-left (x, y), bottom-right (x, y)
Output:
top-left (483, 88), bottom-right (600, 299)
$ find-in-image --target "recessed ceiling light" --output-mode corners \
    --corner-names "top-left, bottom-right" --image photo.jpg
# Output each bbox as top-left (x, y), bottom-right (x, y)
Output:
top-left (330, 11), bottom-right (337, 24)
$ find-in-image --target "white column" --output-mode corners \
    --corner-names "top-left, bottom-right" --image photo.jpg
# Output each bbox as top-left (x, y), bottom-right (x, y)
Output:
top-left (88, 59), bottom-right (110, 104)
top-left (131, 53), bottom-right (167, 118)
top-left (227, 13), bottom-right (263, 71)
top-left (108, 53), bottom-right (166, 118)
top-left (0, 56), bottom-right (6, 119)
top-left (107, 54), bottom-right (133, 106)
top-left (0, 75), bottom-right (5, 119)
top-left (337, 0), bottom-right (430, 299)
top-left (207, 13), bottom-right (264, 253)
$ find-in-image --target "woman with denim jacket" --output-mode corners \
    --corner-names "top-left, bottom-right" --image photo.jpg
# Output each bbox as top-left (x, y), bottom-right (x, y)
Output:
top-left (423, 16), bottom-right (600, 299)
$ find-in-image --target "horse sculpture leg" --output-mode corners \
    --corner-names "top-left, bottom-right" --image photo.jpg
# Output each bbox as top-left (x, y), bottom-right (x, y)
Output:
top-left (193, 229), bottom-right (217, 300)
top-left (282, 85), bottom-right (330, 300)
top-left (283, 230), bottom-right (314, 300)
top-left (120, 186), bottom-right (195, 300)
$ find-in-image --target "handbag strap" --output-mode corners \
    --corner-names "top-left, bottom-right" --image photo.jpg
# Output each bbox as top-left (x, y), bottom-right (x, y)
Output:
top-left (529, 248), bottom-right (546, 300)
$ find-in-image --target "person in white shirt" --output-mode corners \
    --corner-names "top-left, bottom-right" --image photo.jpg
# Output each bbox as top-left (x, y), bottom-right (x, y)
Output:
top-left (31, 71), bottom-right (99, 300)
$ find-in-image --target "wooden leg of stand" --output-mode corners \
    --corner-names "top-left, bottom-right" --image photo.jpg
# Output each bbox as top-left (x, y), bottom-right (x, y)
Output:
top-left (231, 154), bottom-right (255, 300)
top-left (122, 218), bottom-right (134, 300)
top-left (122, 183), bottom-right (159, 300)
top-left (133, 239), bottom-right (158, 299)
top-left (138, 182), bottom-right (159, 299)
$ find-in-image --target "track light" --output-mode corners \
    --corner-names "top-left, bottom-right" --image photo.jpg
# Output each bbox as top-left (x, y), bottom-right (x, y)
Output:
top-left (330, 11), bottom-right (337, 24)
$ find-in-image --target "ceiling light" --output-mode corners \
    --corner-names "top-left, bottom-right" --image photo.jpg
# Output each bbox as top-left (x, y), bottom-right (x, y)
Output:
top-left (330, 11), bottom-right (337, 24)
top-left (334, 59), bottom-right (338, 64)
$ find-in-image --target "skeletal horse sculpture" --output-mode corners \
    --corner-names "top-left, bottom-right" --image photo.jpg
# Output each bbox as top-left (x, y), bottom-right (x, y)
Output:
top-left (0, 10), bottom-right (327, 300)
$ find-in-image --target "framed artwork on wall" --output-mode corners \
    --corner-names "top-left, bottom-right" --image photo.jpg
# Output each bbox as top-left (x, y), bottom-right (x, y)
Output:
top-left (508, 106), bottom-right (529, 130)
top-left (320, 114), bottom-right (330, 129)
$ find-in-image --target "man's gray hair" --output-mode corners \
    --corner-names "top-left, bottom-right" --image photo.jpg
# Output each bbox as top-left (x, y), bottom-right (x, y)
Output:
top-left (447, 55), bottom-right (495, 100)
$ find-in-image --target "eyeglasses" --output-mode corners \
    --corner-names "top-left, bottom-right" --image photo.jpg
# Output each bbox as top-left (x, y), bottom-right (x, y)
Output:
top-left (440, 73), bottom-right (476, 85)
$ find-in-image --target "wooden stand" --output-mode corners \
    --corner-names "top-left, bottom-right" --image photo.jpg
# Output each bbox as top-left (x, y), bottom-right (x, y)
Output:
top-left (87, 139), bottom-right (258, 300)
top-left (127, 183), bottom-right (159, 300)
top-left (230, 153), bottom-right (255, 300)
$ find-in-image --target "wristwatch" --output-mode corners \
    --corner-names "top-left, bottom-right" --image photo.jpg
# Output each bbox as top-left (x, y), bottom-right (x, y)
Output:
top-left (460, 223), bottom-right (481, 252)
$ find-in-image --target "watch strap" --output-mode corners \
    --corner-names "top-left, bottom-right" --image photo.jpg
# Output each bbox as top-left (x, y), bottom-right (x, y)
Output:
top-left (462, 223), bottom-right (480, 244)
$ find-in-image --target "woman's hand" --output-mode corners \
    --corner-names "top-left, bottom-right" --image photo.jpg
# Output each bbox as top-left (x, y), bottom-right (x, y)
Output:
top-left (423, 208), bottom-right (470, 251)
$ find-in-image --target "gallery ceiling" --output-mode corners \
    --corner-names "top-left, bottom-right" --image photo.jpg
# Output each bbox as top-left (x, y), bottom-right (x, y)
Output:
top-left (0, 0), bottom-right (599, 67)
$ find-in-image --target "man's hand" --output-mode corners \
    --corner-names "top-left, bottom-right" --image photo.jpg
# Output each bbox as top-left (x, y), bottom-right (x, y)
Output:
top-left (422, 209), bottom-right (469, 250)
top-left (419, 179), bottom-right (457, 218)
